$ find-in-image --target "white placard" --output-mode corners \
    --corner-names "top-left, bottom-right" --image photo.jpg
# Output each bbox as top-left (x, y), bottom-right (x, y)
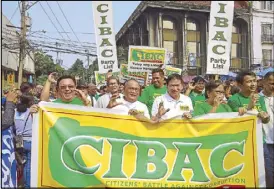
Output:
top-left (206, 1), bottom-right (234, 75)
top-left (92, 1), bottom-right (119, 73)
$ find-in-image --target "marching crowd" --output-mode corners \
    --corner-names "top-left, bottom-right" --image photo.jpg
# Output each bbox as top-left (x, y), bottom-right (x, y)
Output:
top-left (1, 68), bottom-right (274, 188)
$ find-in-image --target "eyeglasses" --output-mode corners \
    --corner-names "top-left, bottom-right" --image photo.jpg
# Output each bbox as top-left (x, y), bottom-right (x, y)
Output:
top-left (215, 90), bottom-right (225, 94)
top-left (108, 83), bottom-right (118, 86)
top-left (59, 85), bottom-right (75, 91)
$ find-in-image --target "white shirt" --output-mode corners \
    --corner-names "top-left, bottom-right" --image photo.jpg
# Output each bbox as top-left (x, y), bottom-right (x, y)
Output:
top-left (152, 93), bottom-right (193, 120)
top-left (260, 92), bottom-right (274, 144)
top-left (95, 93), bottom-right (123, 108)
top-left (112, 97), bottom-right (150, 119)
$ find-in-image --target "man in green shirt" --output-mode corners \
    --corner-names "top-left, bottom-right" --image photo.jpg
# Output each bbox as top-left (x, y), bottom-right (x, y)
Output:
top-left (40, 73), bottom-right (89, 106)
top-left (228, 71), bottom-right (269, 123)
top-left (185, 76), bottom-right (206, 107)
top-left (138, 68), bottom-right (167, 115)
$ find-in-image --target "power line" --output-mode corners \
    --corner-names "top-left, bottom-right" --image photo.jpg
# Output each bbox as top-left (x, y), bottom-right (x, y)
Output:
top-left (2, 29), bottom-right (96, 45)
top-left (45, 1), bottom-right (74, 44)
top-left (8, 2), bottom-right (19, 22)
top-left (38, 1), bottom-right (66, 40)
top-left (56, 1), bottom-right (81, 43)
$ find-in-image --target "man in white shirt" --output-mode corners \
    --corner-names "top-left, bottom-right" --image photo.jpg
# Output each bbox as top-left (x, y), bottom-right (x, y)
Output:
top-left (95, 76), bottom-right (123, 108)
top-left (259, 71), bottom-right (274, 187)
top-left (107, 79), bottom-right (150, 119)
top-left (152, 74), bottom-right (193, 121)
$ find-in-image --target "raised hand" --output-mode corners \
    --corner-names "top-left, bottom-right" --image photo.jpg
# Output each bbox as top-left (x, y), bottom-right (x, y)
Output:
top-left (157, 101), bottom-right (170, 118)
top-left (106, 94), bottom-right (122, 108)
top-left (6, 90), bottom-right (18, 103)
top-left (213, 96), bottom-right (223, 107)
top-left (248, 93), bottom-right (259, 110)
top-left (188, 82), bottom-right (196, 91)
top-left (48, 72), bottom-right (57, 83)
top-left (74, 89), bottom-right (90, 106)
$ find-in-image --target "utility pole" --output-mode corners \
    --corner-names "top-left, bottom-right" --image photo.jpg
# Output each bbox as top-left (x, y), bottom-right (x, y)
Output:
top-left (85, 49), bottom-right (90, 83)
top-left (18, 1), bottom-right (27, 88)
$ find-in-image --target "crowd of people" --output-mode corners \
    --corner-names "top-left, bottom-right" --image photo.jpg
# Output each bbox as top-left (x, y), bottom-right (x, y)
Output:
top-left (1, 68), bottom-right (274, 187)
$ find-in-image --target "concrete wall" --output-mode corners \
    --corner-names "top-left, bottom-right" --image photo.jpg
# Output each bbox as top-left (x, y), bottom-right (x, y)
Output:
top-left (252, 1), bottom-right (274, 65)
top-left (2, 14), bottom-right (35, 74)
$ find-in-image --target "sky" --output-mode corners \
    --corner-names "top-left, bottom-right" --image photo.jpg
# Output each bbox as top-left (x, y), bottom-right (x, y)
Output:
top-left (2, 1), bottom-right (140, 69)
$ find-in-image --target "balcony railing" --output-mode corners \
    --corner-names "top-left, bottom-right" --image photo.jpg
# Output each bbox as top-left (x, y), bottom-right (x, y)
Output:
top-left (261, 34), bottom-right (274, 43)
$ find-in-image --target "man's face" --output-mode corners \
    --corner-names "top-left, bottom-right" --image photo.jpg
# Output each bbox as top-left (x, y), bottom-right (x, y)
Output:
top-left (230, 81), bottom-right (236, 86)
top-left (107, 79), bottom-right (119, 94)
top-left (88, 85), bottom-right (97, 95)
top-left (167, 79), bottom-right (183, 99)
top-left (194, 81), bottom-right (205, 93)
top-left (152, 72), bottom-right (164, 88)
top-left (119, 84), bottom-right (124, 93)
top-left (124, 81), bottom-right (140, 102)
top-left (264, 75), bottom-right (274, 94)
top-left (57, 79), bottom-right (76, 102)
top-left (240, 75), bottom-right (257, 93)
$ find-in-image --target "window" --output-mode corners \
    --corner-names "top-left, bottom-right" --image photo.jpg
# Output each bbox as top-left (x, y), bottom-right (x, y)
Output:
top-left (261, 24), bottom-right (272, 35)
top-left (163, 17), bottom-right (178, 65)
top-left (231, 24), bottom-right (242, 68)
top-left (261, 1), bottom-right (274, 10)
top-left (262, 49), bottom-right (273, 66)
top-left (186, 18), bottom-right (201, 67)
top-left (263, 49), bottom-right (272, 60)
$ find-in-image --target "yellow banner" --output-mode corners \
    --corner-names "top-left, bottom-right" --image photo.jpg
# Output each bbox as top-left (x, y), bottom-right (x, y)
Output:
top-left (31, 103), bottom-right (265, 188)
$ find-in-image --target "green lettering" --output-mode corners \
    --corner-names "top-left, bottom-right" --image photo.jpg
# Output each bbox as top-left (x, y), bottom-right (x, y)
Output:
top-left (103, 138), bottom-right (130, 178)
top-left (131, 140), bottom-right (168, 179)
top-left (62, 136), bottom-right (103, 175)
top-left (214, 17), bottom-right (229, 27)
top-left (97, 4), bottom-right (108, 13)
top-left (218, 3), bottom-right (227, 13)
top-left (212, 31), bottom-right (227, 41)
top-left (100, 38), bottom-right (113, 47)
top-left (100, 15), bottom-right (108, 24)
top-left (99, 27), bottom-right (112, 35)
top-left (101, 49), bottom-right (113, 57)
top-left (167, 143), bottom-right (209, 182)
top-left (210, 141), bottom-right (245, 178)
top-left (212, 45), bottom-right (225, 55)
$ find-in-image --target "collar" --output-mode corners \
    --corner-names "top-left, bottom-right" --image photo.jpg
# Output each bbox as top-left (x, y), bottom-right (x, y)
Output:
top-left (165, 93), bottom-right (183, 103)
top-left (259, 91), bottom-right (265, 97)
top-left (191, 91), bottom-right (204, 97)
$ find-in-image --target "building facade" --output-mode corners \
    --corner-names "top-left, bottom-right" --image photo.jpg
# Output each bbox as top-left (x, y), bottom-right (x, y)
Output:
top-left (116, 1), bottom-right (250, 76)
top-left (251, 1), bottom-right (274, 68)
top-left (2, 14), bottom-right (35, 88)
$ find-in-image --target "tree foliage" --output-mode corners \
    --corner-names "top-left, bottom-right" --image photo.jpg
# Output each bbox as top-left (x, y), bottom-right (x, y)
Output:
top-left (34, 51), bottom-right (66, 85)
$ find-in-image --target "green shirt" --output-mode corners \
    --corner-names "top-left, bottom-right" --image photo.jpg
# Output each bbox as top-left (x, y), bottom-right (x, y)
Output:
top-left (189, 91), bottom-right (206, 108)
top-left (228, 93), bottom-right (267, 143)
top-left (193, 101), bottom-right (233, 117)
top-left (228, 93), bottom-right (267, 112)
top-left (138, 85), bottom-right (167, 115)
top-left (53, 97), bottom-right (84, 105)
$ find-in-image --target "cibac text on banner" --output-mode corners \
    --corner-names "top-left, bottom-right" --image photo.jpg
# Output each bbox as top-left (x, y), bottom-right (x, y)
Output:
top-left (31, 102), bottom-right (265, 188)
